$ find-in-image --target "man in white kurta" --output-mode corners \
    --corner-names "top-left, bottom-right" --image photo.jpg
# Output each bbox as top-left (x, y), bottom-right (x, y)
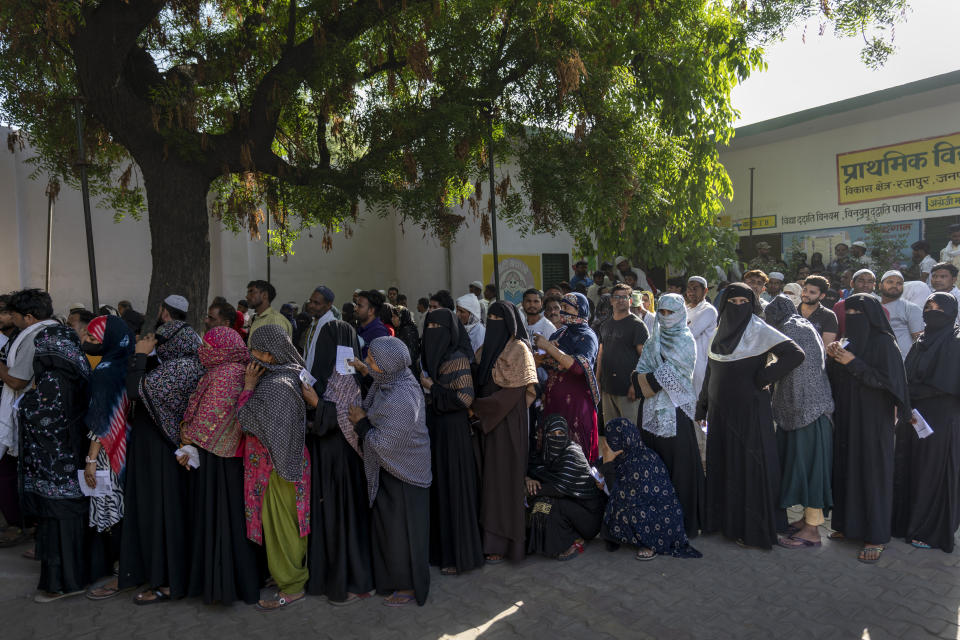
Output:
top-left (685, 276), bottom-right (717, 400)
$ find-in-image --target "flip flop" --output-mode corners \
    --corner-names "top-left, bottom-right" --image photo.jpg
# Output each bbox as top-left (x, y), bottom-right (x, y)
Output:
top-left (828, 531), bottom-right (845, 541)
top-left (557, 546), bottom-right (579, 562)
top-left (33, 590), bottom-right (85, 603)
top-left (133, 588), bottom-right (171, 606)
top-left (255, 592), bottom-right (305, 612)
top-left (635, 548), bottom-right (656, 561)
top-left (383, 591), bottom-right (415, 607)
top-left (857, 546), bottom-right (884, 564)
top-left (778, 535), bottom-right (822, 549)
top-left (86, 582), bottom-right (124, 600)
top-left (328, 591), bottom-right (372, 607)
top-left (484, 554), bottom-right (504, 565)
top-left (440, 567), bottom-right (458, 576)
top-left (911, 540), bottom-right (932, 549)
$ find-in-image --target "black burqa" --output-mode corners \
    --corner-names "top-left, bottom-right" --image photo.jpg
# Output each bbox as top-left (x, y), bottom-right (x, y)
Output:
top-left (304, 320), bottom-right (374, 601)
top-left (828, 293), bottom-right (910, 545)
top-left (473, 301), bottom-right (532, 562)
top-left (422, 309), bottom-right (484, 573)
top-left (893, 292), bottom-right (960, 552)
top-left (696, 284), bottom-right (805, 548)
top-left (526, 415), bottom-right (605, 557)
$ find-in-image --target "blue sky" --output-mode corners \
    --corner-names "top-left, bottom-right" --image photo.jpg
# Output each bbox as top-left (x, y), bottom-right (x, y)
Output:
top-left (732, 0), bottom-right (960, 126)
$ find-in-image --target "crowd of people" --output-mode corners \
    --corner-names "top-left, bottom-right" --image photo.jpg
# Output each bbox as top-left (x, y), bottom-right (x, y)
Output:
top-left (0, 242), bottom-right (957, 610)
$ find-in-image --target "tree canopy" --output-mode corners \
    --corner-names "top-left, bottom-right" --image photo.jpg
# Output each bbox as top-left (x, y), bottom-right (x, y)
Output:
top-left (0, 0), bottom-right (908, 313)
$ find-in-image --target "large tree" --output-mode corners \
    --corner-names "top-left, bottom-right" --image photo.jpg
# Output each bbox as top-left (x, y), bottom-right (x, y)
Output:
top-left (0, 0), bottom-right (905, 321)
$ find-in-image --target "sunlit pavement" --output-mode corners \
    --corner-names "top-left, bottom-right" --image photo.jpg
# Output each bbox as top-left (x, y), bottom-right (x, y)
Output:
top-left (1, 518), bottom-right (958, 640)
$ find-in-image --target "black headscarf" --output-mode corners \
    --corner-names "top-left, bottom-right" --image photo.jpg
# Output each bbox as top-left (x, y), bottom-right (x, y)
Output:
top-left (527, 414), bottom-right (600, 499)
top-left (842, 293), bottom-right (910, 416)
top-left (312, 319), bottom-right (361, 396)
top-left (711, 282), bottom-right (756, 355)
top-left (475, 300), bottom-right (522, 387)
top-left (423, 308), bottom-right (463, 379)
top-left (904, 292), bottom-right (960, 398)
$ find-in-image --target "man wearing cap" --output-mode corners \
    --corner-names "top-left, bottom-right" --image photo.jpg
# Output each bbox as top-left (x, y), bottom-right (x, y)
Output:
top-left (158, 294), bottom-right (190, 327)
top-left (468, 281), bottom-right (489, 324)
top-left (456, 293), bottom-right (486, 354)
top-left (878, 271), bottom-right (923, 360)
top-left (908, 240), bottom-right (937, 283)
top-left (764, 272), bottom-right (785, 303)
top-left (302, 285), bottom-right (337, 373)
top-left (832, 269), bottom-right (888, 337)
top-left (930, 262), bottom-right (960, 309)
top-left (850, 240), bottom-right (871, 267)
top-left (614, 256), bottom-right (650, 292)
top-left (246, 279), bottom-right (291, 342)
top-left (827, 242), bottom-right (852, 275)
top-left (570, 260), bottom-right (592, 291)
top-left (684, 276), bottom-right (717, 405)
top-left (939, 224), bottom-right (960, 270)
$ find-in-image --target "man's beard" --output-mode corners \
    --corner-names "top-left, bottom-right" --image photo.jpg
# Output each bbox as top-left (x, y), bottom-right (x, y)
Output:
top-left (882, 288), bottom-right (902, 300)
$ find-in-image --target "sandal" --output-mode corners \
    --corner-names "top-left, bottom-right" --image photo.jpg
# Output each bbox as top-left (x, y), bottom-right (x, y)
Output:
top-left (86, 580), bottom-right (124, 600)
top-left (857, 546), bottom-right (884, 564)
top-left (33, 589), bottom-right (85, 603)
top-left (778, 535), bottom-right (822, 549)
top-left (329, 591), bottom-right (372, 607)
top-left (557, 544), bottom-right (579, 561)
top-left (255, 591), bottom-right (306, 611)
top-left (484, 554), bottom-right (504, 565)
top-left (911, 540), bottom-right (932, 549)
top-left (383, 591), bottom-right (415, 607)
top-left (828, 531), bottom-right (845, 541)
top-left (440, 567), bottom-right (458, 576)
top-left (635, 547), bottom-right (656, 561)
top-left (133, 588), bottom-right (171, 606)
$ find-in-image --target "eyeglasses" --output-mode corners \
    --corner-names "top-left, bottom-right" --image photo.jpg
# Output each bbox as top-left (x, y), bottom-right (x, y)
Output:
top-left (610, 295), bottom-right (630, 300)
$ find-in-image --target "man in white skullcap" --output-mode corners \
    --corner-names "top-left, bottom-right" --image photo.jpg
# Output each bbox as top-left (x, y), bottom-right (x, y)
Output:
top-left (468, 281), bottom-right (488, 324)
top-left (832, 268), bottom-right (888, 337)
top-left (878, 270), bottom-right (923, 360)
top-left (455, 293), bottom-right (485, 353)
top-left (763, 272), bottom-right (785, 303)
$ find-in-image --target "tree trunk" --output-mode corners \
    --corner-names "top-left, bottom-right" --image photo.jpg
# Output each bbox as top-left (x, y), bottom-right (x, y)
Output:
top-left (141, 163), bottom-right (212, 330)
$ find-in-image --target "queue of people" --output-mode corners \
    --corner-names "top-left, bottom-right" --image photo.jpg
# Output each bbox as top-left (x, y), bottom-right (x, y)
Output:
top-left (0, 250), bottom-right (957, 612)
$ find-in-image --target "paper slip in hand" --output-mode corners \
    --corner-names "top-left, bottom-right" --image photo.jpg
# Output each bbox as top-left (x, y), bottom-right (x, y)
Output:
top-left (336, 346), bottom-right (356, 375)
top-left (912, 409), bottom-right (934, 439)
top-left (588, 466), bottom-right (610, 496)
top-left (839, 338), bottom-right (850, 349)
top-left (174, 444), bottom-right (200, 469)
top-left (299, 367), bottom-right (317, 387)
top-left (77, 469), bottom-right (112, 497)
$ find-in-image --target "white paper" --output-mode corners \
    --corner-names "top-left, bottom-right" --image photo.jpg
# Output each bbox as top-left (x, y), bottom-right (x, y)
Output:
top-left (589, 466), bottom-right (610, 496)
top-left (912, 409), bottom-right (934, 439)
top-left (336, 346), bottom-right (356, 375)
top-left (839, 338), bottom-right (850, 349)
top-left (298, 367), bottom-right (317, 387)
top-left (174, 444), bottom-right (200, 469)
top-left (77, 469), bottom-right (112, 497)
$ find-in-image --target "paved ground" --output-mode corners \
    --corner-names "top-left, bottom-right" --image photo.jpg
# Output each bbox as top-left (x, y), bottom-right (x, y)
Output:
top-left (1, 515), bottom-right (958, 640)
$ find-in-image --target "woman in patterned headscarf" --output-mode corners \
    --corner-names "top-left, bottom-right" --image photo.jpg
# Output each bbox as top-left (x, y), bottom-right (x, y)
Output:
top-left (80, 315), bottom-right (134, 600)
top-left (238, 324), bottom-right (316, 611)
top-left (180, 326), bottom-right (261, 605)
top-left (630, 293), bottom-right (704, 538)
top-left (118, 318), bottom-right (205, 604)
top-left (533, 292), bottom-right (601, 462)
top-left (348, 336), bottom-right (431, 607)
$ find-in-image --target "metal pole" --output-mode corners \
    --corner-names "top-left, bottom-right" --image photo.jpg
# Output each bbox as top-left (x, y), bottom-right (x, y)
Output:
top-left (73, 99), bottom-right (99, 310)
top-left (44, 188), bottom-right (55, 292)
top-left (488, 108), bottom-right (500, 301)
top-left (266, 210), bottom-right (271, 284)
top-left (748, 167), bottom-right (755, 238)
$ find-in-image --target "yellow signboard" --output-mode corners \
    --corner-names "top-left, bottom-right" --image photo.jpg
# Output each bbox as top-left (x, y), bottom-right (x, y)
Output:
top-left (837, 132), bottom-right (960, 204)
top-left (927, 192), bottom-right (960, 212)
top-left (482, 254), bottom-right (543, 304)
top-left (732, 215), bottom-right (777, 232)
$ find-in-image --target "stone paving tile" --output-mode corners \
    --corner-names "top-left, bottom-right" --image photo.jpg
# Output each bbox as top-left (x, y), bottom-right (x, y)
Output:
top-left (0, 530), bottom-right (958, 639)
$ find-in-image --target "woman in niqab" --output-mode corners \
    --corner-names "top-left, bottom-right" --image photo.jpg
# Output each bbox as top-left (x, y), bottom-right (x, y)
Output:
top-left (892, 292), bottom-right (960, 553)
top-left (826, 293), bottom-right (910, 563)
top-left (420, 309), bottom-right (483, 575)
top-left (695, 283), bottom-right (804, 549)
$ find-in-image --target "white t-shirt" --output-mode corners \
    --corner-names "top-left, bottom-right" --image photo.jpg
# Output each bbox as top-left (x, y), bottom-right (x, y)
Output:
top-left (526, 315), bottom-right (557, 339)
top-left (882, 298), bottom-right (923, 360)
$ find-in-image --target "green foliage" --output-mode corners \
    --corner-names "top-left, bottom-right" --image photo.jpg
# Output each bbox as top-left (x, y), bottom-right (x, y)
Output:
top-left (0, 0), bottom-right (907, 269)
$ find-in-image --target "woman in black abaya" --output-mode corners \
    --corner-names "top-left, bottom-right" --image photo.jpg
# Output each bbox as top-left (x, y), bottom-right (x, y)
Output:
top-left (305, 319), bottom-right (374, 603)
top-left (420, 309), bottom-right (483, 575)
top-left (826, 293), bottom-right (910, 564)
top-left (695, 283), bottom-right (804, 549)
top-left (892, 292), bottom-right (960, 553)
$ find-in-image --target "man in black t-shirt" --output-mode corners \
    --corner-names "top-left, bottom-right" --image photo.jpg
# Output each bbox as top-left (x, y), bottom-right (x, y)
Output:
top-left (597, 283), bottom-right (649, 425)
top-left (800, 275), bottom-right (838, 346)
